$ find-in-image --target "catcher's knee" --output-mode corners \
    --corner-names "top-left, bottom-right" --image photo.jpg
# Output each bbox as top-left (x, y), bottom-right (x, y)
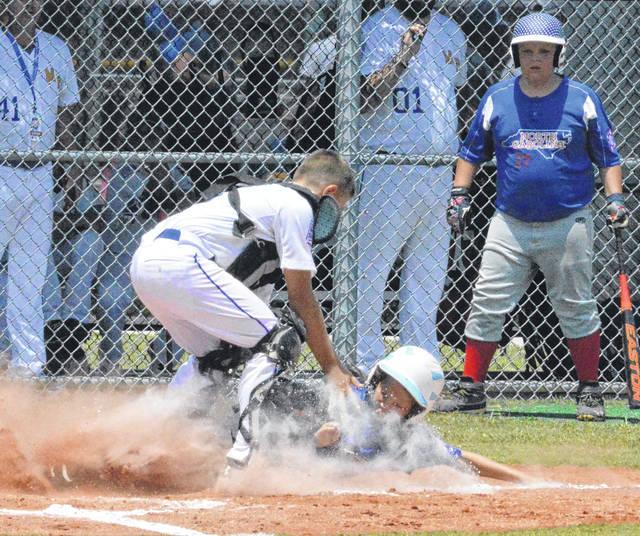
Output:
top-left (197, 342), bottom-right (252, 374)
top-left (254, 307), bottom-right (306, 367)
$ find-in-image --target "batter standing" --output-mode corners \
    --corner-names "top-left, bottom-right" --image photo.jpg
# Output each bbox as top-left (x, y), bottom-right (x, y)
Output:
top-left (357, 0), bottom-right (467, 372)
top-left (131, 150), bottom-right (358, 466)
top-left (438, 13), bottom-right (628, 421)
top-left (0, 0), bottom-right (80, 376)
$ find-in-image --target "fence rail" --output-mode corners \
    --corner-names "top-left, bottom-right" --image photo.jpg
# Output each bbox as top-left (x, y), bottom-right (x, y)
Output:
top-left (1, 0), bottom-right (639, 401)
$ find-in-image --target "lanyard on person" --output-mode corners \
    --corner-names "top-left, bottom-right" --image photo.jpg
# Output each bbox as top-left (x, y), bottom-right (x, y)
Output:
top-left (6, 30), bottom-right (41, 148)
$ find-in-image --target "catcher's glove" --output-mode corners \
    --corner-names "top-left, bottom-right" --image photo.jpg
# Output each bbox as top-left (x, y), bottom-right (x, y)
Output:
top-left (446, 186), bottom-right (472, 235)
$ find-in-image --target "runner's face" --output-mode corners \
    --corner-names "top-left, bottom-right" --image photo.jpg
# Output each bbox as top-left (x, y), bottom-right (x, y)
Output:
top-left (374, 376), bottom-right (415, 417)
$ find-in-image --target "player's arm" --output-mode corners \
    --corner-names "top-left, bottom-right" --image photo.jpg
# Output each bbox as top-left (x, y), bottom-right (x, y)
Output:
top-left (600, 165), bottom-right (628, 228)
top-left (459, 449), bottom-right (533, 484)
top-left (600, 165), bottom-right (623, 197)
top-left (452, 158), bottom-right (477, 188)
top-left (361, 24), bottom-right (426, 114)
top-left (283, 268), bottom-right (354, 394)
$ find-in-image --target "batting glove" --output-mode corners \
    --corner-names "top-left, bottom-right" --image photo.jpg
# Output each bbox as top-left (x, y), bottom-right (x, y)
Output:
top-left (605, 193), bottom-right (629, 229)
top-left (447, 186), bottom-right (472, 235)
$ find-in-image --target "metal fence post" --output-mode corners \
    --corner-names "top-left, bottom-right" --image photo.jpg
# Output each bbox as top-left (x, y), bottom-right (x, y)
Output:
top-left (331, 0), bottom-right (362, 371)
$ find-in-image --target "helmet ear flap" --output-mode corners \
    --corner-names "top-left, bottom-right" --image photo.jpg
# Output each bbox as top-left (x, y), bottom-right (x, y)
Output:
top-left (511, 44), bottom-right (520, 68)
top-left (553, 44), bottom-right (563, 68)
top-left (366, 366), bottom-right (385, 390)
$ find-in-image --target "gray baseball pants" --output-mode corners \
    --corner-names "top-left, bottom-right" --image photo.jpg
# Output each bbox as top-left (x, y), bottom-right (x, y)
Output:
top-left (465, 207), bottom-right (601, 342)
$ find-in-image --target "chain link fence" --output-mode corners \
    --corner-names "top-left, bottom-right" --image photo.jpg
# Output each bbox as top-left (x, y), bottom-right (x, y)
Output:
top-left (1, 0), bottom-right (638, 400)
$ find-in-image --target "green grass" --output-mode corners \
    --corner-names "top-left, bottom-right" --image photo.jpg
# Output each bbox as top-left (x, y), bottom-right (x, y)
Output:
top-left (425, 402), bottom-right (640, 468)
top-left (81, 330), bottom-right (189, 372)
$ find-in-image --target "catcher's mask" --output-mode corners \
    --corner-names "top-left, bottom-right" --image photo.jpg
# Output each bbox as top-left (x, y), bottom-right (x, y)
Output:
top-left (286, 183), bottom-right (341, 244)
top-left (510, 12), bottom-right (566, 69)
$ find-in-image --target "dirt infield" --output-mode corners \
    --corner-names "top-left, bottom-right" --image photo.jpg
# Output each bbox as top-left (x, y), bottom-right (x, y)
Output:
top-left (2, 382), bottom-right (640, 535)
top-left (2, 466), bottom-right (640, 535)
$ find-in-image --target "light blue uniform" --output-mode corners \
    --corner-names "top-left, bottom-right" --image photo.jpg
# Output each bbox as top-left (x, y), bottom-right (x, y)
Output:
top-left (0, 30), bottom-right (80, 374)
top-left (356, 6), bottom-right (467, 371)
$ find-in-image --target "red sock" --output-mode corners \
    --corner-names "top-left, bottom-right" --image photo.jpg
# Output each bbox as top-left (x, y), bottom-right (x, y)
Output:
top-left (462, 338), bottom-right (499, 383)
top-left (567, 331), bottom-right (600, 383)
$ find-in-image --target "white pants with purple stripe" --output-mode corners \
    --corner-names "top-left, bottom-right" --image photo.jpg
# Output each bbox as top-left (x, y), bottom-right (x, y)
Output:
top-left (130, 238), bottom-right (277, 355)
top-left (465, 207), bottom-right (600, 342)
top-left (131, 237), bottom-right (278, 466)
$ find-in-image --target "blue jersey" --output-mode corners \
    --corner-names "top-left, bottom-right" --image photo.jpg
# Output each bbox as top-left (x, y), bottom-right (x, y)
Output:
top-left (317, 384), bottom-right (462, 472)
top-left (460, 76), bottom-right (621, 222)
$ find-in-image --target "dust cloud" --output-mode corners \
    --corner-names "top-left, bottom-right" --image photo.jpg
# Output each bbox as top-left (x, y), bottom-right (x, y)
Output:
top-left (0, 378), bottom-right (227, 494)
top-left (0, 377), bottom-right (485, 497)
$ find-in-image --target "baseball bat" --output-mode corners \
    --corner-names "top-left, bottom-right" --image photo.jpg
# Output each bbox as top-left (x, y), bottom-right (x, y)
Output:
top-left (613, 227), bottom-right (640, 409)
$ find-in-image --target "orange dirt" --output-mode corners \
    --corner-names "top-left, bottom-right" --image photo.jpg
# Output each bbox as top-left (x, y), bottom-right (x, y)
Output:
top-left (1, 381), bottom-right (639, 535)
top-left (1, 466), bottom-right (640, 535)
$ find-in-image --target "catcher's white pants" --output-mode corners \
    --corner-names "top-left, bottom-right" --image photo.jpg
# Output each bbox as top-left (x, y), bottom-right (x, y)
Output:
top-left (130, 233), bottom-right (277, 356)
top-left (133, 232), bottom-right (280, 466)
top-left (356, 164), bottom-right (450, 372)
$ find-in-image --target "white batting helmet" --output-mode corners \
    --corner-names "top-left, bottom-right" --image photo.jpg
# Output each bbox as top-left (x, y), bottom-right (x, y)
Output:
top-left (511, 12), bottom-right (566, 68)
top-left (368, 346), bottom-right (444, 411)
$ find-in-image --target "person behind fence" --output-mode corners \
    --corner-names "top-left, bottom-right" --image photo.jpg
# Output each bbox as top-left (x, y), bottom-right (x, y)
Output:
top-left (93, 105), bottom-right (195, 375)
top-left (283, 0), bottom-right (379, 155)
top-left (42, 173), bottom-right (105, 376)
top-left (436, 13), bottom-right (628, 422)
top-left (131, 150), bottom-right (359, 467)
top-left (0, 0), bottom-right (81, 377)
top-left (221, 345), bottom-right (531, 483)
top-left (356, 0), bottom-right (467, 373)
top-left (284, 25), bottom-right (337, 154)
top-left (240, 20), bottom-right (282, 120)
top-left (142, 1), bottom-right (238, 196)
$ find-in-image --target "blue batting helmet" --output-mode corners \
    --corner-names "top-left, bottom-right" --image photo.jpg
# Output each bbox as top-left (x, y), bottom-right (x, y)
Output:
top-left (511, 13), bottom-right (565, 68)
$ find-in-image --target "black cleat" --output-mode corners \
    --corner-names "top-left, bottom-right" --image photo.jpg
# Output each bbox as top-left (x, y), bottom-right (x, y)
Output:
top-left (576, 382), bottom-right (605, 422)
top-left (433, 376), bottom-right (487, 413)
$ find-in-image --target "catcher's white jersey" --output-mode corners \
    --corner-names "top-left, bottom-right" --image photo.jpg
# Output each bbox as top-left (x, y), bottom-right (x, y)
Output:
top-left (0, 30), bottom-right (79, 154)
top-left (141, 184), bottom-right (317, 274)
top-left (359, 6), bottom-right (466, 154)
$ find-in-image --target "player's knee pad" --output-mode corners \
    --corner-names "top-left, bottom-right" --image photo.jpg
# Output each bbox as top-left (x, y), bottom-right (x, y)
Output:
top-left (254, 308), bottom-right (306, 367)
top-left (197, 342), bottom-right (253, 374)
